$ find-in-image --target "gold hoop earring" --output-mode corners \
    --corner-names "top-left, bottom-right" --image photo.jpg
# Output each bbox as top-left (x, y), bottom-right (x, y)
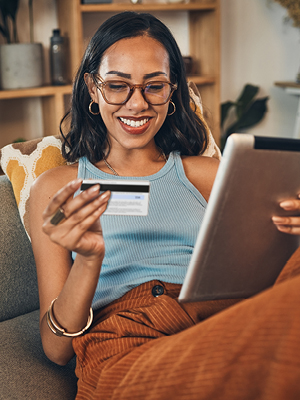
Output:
top-left (89, 100), bottom-right (100, 115)
top-left (168, 101), bottom-right (176, 116)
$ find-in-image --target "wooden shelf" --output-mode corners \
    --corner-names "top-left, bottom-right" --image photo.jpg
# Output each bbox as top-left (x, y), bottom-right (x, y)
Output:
top-left (80, 2), bottom-right (217, 13)
top-left (0, 85), bottom-right (72, 100)
top-left (275, 81), bottom-right (300, 89)
top-left (0, 76), bottom-right (213, 99)
top-left (0, 85), bottom-right (72, 137)
top-left (0, 77), bottom-right (214, 101)
top-left (187, 75), bottom-right (216, 85)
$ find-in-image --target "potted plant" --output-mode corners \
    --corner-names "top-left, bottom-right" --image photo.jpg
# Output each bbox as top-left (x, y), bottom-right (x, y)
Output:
top-left (0, 0), bottom-right (43, 90)
top-left (221, 84), bottom-right (269, 150)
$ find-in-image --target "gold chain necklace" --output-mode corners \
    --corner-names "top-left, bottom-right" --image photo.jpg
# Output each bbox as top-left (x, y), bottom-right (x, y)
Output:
top-left (103, 158), bottom-right (119, 176)
top-left (103, 152), bottom-right (168, 177)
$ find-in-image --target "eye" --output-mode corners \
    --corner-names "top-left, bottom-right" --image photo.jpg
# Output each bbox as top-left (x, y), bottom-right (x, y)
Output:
top-left (146, 82), bottom-right (166, 93)
top-left (106, 82), bottom-right (129, 92)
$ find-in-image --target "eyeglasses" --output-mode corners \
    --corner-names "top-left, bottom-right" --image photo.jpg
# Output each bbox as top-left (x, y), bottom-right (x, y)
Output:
top-left (92, 74), bottom-right (177, 106)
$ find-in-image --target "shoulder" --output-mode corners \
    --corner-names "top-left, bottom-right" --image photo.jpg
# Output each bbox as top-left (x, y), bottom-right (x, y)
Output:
top-left (181, 155), bottom-right (220, 202)
top-left (30, 163), bottom-right (78, 202)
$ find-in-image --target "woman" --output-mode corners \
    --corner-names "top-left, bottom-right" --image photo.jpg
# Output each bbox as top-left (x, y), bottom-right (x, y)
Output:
top-left (30, 12), bottom-right (300, 400)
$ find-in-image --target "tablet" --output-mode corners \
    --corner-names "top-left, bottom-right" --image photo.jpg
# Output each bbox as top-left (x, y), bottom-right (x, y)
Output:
top-left (179, 134), bottom-right (300, 302)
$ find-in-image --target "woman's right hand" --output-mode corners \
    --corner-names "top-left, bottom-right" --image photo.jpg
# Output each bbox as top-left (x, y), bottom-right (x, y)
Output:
top-left (272, 197), bottom-right (300, 236)
top-left (42, 179), bottom-right (110, 260)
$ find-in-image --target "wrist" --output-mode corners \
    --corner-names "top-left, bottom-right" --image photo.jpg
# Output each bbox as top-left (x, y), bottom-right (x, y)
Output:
top-left (74, 252), bottom-right (104, 270)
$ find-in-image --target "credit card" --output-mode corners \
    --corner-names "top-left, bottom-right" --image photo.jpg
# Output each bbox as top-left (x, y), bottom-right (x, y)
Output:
top-left (81, 179), bottom-right (150, 216)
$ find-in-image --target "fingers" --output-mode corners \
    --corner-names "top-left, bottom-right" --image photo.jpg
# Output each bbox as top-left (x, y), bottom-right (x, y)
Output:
top-left (60, 184), bottom-right (101, 221)
top-left (42, 179), bottom-right (111, 250)
top-left (44, 179), bottom-right (105, 224)
top-left (43, 189), bottom-right (110, 255)
top-left (50, 193), bottom-right (110, 253)
top-left (272, 196), bottom-right (300, 235)
top-left (272, 216), bottom-right (300, 235)
top-left (44, 185), bottom-right (110, 231)
top-left (279, 198), bottom-right (300, 211)
top-left (66, 190), bottom-right (111, 233)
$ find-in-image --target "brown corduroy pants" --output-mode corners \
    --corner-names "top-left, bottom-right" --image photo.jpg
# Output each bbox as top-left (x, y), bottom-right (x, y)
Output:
top-left (73, 247), bottom-right (300, 400)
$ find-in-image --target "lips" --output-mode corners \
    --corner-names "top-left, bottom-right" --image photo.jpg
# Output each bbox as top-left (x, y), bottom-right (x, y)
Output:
top-left (118, 117), bottom-right (152, 135)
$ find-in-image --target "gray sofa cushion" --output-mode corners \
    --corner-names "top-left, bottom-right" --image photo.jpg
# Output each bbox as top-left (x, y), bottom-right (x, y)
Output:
top-left (0, 175), bottom-right (39, 321)
top-left (0, 309), bottom-right (77, 399)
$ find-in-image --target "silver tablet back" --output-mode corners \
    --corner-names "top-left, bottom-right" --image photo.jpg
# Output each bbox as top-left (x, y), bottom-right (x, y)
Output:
top-left (179, 134), bottom-right (300, 302)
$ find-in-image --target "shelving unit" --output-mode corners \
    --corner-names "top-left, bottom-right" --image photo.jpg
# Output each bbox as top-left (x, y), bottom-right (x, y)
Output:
top-left (0, 0), bottom-right (220, 145)
top-left (57, 0), bottom-right (220, 142)
top-left (0, 85), bottom-right (72, 137)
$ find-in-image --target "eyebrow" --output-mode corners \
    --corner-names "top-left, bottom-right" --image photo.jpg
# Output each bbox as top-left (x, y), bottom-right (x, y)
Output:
top-left (105, 71), bottom-right (168, 79)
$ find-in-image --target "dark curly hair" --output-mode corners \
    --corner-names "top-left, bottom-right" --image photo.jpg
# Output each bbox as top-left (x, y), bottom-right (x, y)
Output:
top-left (60, 11), bottom-right (209, 164)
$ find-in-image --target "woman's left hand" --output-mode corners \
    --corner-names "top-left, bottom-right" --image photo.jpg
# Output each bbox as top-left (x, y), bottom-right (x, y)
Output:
top-left (272, 197), bottom-right (300, 235)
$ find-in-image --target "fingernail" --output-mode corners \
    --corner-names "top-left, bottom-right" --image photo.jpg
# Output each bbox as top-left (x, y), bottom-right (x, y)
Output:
top-left (276, 225), bottom-right (289, 232)
top-left (100, 191), bottom-right (110, 199)
top-left (272, 216), bottom-right (285, 223)
top-left (70, 179), bottom-right (82, 188)
top-left (88, 184), bottom-right (100, 193)
top-left (279, 200), bottom-right (294, 210)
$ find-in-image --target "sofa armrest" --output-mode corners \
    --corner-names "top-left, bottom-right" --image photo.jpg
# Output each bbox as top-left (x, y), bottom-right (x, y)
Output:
top-left (0, 175), bottom-right (39, 321)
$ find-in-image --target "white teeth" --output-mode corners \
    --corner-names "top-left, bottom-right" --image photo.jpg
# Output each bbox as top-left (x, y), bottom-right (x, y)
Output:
top-left (119, 117), bottom-right (149, 127)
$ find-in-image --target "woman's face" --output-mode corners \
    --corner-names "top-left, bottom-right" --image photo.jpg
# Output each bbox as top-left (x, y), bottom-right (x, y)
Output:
top-left (92, 35), bottom-right (171, 152)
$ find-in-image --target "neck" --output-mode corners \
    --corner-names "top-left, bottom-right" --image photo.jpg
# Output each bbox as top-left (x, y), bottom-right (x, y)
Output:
top-left (99, 147), bottom-right (168, 177)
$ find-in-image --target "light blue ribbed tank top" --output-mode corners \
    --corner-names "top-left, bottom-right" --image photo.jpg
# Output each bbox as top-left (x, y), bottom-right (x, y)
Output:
top-left (75, 152), bottom-right (207, 310)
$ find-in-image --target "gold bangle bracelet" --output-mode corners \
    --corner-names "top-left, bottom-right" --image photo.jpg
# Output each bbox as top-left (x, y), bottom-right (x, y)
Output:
top-left (46, 298), bottom-right (93, 338)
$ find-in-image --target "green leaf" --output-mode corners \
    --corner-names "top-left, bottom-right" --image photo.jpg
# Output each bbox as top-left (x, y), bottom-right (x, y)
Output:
top-left (0, 0), bottom-right (19, 20)
top-left (13, 138), bottom-right (27, 143)
top-left (236, 96), bottom-right (269, 130)
top-left (0, 13), bottom-right (9, 42)
top-left (221, 101), bottom-right (235, 128)
top-left (0, 0), bottom-right (19, 42)
top-left (236, 84), bottom-right (259, 119)
top-left (28, 0), bottom-right (33, 42)
top-left (0, 24), bottom-right (5, 37)
top-left (224, 96), bottom-right (269, 138)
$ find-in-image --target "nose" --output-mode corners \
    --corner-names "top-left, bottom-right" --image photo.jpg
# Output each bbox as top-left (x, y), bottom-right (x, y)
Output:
top-left (125, 87), bottom-right (149, 112)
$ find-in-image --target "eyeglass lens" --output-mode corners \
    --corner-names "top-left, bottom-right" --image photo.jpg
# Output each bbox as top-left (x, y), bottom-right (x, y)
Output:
top-left (103, 81), bottom-right (173, 105)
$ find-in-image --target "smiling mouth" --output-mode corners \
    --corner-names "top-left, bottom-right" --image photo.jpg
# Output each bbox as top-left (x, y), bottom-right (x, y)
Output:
top-left (119, 117), bottom-right (150, 128)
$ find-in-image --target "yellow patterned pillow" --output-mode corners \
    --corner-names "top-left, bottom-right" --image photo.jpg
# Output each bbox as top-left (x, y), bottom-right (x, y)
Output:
top-left (0, 135), bottom-right (67, 238)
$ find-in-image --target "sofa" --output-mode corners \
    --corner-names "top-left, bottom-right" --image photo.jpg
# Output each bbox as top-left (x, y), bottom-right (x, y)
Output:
top-left (0, 174), bottom-right (78, 399)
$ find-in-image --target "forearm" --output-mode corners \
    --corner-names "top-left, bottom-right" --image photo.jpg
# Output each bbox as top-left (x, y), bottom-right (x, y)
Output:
top-left (40, 254), bottom-right (103, 365)
top-left (30, 177), bottom-right (110, 365)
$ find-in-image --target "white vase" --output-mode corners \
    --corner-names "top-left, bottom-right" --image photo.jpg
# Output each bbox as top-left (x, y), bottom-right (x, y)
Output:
top-left (0, 43), bottom-right (43, 90)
